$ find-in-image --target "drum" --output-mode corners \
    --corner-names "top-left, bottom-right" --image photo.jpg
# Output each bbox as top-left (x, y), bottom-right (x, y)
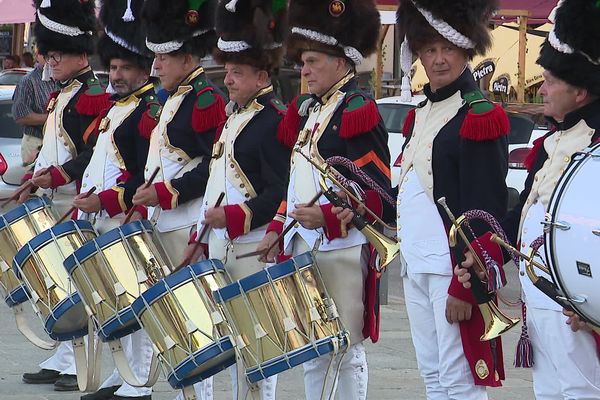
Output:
top-left (214, 252), bottom-right (348, 384)
top-left (13, 220), bottom-right (97, 341)
top-left (545, 141), bottom-right (600, 327)
top-left (64, 220), bottom-right (172, 341)
top-left (131, 259), bottom-right (235, 389)
top-left (0, 196), bottom-right (57, 307)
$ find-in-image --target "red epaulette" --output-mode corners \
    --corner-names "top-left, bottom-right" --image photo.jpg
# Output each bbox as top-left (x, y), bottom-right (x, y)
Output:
top-left (524, 131), bottom-right (553, 172)
top-left (214, 120), bottom-right (226, 142)
top-left (460, 91), bottom-right (510, 141)
top-left (191, 78), bottom-right (226, 133)
top-left (137, 94), bottom-right (161, 140)
top-left (402, 108), bottom-right (416, 138)
top-left (340, 91), bottom-right (382, 139)
top-left (75, 77), bottom-right (111, 116)
top-left (277, 94), bottom-right (311, 149)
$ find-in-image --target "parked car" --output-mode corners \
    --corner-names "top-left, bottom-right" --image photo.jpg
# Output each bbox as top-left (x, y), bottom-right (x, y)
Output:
top-left (0, 86), bottom-right (27, 201)
top-left (0, 68), bottom-right (32, 86)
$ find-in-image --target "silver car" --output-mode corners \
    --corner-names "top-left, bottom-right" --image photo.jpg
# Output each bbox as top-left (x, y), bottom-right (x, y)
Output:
top-left (0, 85), bottom-right (27, 200)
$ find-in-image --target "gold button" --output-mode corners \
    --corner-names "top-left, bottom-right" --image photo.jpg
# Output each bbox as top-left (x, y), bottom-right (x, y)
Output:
top-left (428, 170), bottom-right (432, 175)
top-left (82, 183), bottom-right (87, 188)
top-left (564, 156), bottom-right (570, 163)
top-left (240, 184), bottom-right (245, 188)
top-left (427, 156), bottom-right (431, 161)
top-left (399, 188), bottom-right (404, 193)
top-left (169, 149), bottom-right (173, 153)
top-left (230, 164), bottom-right (234, 168)
top-left (428, 185), bottom-right (432, 190)
top-left (245, 194), bottom-right (250, 198)
top-left (428, 143), bottom-right (432, 148)
top-left (535, 176), bottom-right (538, 181)
top-left (235, 174), bottom-right (240, 178)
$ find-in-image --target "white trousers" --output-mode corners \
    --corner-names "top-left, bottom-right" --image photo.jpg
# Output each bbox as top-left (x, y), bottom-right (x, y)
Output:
top-left (174, 378), bottom-right (213, 400)
top-left (228, 363), bottom-right (277, 400)
top-left (39, 341), bottom-right (76, 375)
top-left (99, 329), bottom-right (154, 396)
top-left (527, 306), bottom-right (600, 400)
top-left (403, 273), bottom-right (487, 400)
top-left (303, 343), bottom-right (368, 400)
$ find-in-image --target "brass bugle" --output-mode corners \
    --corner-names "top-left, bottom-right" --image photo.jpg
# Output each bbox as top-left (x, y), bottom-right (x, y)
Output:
top-left (437, 197), bottom-right (519, 340)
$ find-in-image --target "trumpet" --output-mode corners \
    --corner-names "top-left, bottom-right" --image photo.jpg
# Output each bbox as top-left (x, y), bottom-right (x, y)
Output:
top-left (294, 148), bottom-right (399, 272)
top-left (437, 198), bottom-right (520, 341)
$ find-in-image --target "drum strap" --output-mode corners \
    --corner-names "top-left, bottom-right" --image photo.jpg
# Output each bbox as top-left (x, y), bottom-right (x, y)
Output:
top-left (109, 338), bottom-right (161, 387)
top-left (73, 321), bottom-right (103, 392)
top-left (13, 304), bottom-right (57, 350)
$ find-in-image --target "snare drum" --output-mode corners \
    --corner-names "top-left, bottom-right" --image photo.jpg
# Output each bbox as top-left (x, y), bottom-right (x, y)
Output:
top-left (64, 220), bottom-right (172, 341)
top-left (13, 220), bottom-right (97, 341)
top-left (214, 252), bottom-right (348, 384)
top-left (132, 259), bottom-right (234, 389)
top-left (0, 196), bottom-right (58, 307)
top-left (545, 142), bottom-right (600, 327)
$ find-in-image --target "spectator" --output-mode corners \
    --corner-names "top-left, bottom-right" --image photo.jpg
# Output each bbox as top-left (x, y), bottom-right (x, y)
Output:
top-left (11, 51), bottom-right (58, 165)
top-left (2, 55), bottom-right (20, 70)
top-left (21, 52), bottom-right (34, 68)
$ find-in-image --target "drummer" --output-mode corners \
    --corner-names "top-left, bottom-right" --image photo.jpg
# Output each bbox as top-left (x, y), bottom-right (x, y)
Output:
top-left (72, 1), bottom-right (158, 400)
top-left (456, 1), bottom-right (600, 398)
top-left (132, 0), bottom-right (225, 270)
top-left (181, 1), bottom-right (290, 399)
top-left (19, 0), bottom-right (108, 393)
top-left (257, 1), bottom-right (392, 399)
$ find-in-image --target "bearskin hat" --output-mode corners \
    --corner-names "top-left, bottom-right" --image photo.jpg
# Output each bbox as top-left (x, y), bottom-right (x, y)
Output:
top-left (537, 0), bottom-right (600, 96)
top-left (33, 0), bottom-right (98, 56)
top-left (97, 0), bottom-right (153, 70)
top-left (396, 0), bottom-right (498, 59)
top-left (286, 0), bottom-right (380, 66)
top-left (142, 0), bottom-right (218, 58)
top-left (213, 0), bottom-right (288, 73)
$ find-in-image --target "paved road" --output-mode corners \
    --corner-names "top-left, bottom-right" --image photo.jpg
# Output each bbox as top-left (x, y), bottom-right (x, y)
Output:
top-left (0, 260), bottom-right (534, 399)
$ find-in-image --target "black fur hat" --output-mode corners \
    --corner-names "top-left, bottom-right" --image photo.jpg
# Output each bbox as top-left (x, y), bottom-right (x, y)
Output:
top-left (97, 0), bottom-right (153, 70)
top-left (142, 0), bottom-right (218, 58)
top-left (213, 0), bottom-right (288, 73)
top-left (396, 0), bottom-right (498, 59)
top-left (537, 0), bottom-right (600, 96)
top-left (33, 0), bottom-right (98, 55)
top-left (287, 0), bottom-right (380, 66)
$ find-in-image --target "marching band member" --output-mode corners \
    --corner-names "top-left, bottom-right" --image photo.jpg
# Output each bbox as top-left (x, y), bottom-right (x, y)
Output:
top-left (73, 1), bottom-right (158, 399)
top-left (258, 1), bottom-right (392, 398)
top-left (457, 1), bottom-right (600, 398)
top-left (20, 0), bottom-right (109, 392)
top-left (395, 1), bottom-right (510, 398)
top-left (182, 1), bottom-right (290, 398)
top-left (133, 0), bottom-right (226, 268)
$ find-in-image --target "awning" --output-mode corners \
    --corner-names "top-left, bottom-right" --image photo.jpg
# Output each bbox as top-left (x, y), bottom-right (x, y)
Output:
top-left (0, 0), bottom-right (35, 24)
top-left (495, 0), bottom-right (556, 24)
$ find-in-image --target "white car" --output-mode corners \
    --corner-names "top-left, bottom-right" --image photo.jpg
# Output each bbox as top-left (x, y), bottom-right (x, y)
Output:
top-left (376, 96), bottom-right (549, 210)
top-left (0, 85), bottom-right (27, 202)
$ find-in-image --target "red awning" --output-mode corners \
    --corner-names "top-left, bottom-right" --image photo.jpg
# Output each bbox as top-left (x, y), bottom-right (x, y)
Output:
top-left (0, 0), bottom-right (35, 24)
top-left (495, 0), bottom-right (556, 24)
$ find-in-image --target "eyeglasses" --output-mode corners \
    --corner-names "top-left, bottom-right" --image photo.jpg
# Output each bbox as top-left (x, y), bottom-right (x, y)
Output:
top-left (44, 52), bottom-right (63, 64)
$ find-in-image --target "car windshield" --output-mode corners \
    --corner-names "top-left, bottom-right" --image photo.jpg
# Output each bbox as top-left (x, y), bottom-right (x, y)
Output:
top-left (377, 103), bottom-right (414, 134)
top-left (0, 72), bottom-right (25, 85)
top-left (0, 101), bottom-right (21, 138)
top-left (507, 113), bottom-right (534, 145)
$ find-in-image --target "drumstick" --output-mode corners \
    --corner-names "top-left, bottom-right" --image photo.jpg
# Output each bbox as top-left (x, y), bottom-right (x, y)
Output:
top-left (1, 168), bottom-right (51, 208)
top-left (235, 190), bottom-right (323, 260)
top-left (57, 186), bottom-right (97, 224)
top-left (122, 166), bottom-right (160, 225)
top-left (175, 192), bottom-right (225, 271)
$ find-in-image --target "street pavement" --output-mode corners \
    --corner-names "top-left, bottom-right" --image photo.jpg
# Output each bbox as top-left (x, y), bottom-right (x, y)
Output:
top-left (0, 261), bottom-right (534, 399)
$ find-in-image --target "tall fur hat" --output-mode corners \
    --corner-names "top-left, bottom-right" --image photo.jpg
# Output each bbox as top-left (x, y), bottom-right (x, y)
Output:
top-left (213, 0), bottom-right (288, 73)
top-left (142, 0), bottom-right (218, 58)
top-left (97, 0), bottom-right (153, 70)
top-left (286, 0), bottom-right (380, 66)
top-left (396, 0), bottom-right (497, 59)
top-left (33, 0), bottom-right (98, 55)
top-left (537, 0), bottom-right (600, 96)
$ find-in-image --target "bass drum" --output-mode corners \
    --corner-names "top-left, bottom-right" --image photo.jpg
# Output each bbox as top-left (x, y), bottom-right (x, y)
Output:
top-left (545, 141), bottom-right (600, 327)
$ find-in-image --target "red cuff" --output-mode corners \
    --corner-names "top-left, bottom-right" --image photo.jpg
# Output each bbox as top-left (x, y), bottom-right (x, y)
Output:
top-left (130, 205), bottom-right (148, 220)
top-left (448, 272), bottom-right (477, 304)
top-left (154, 182), bottom-right (178, 210)
top-left (364, 190), bottom-right (383, 223)
top-left (48, 165), bottom-right (69, 188)
top-left (266, 219), bottom-right (284, 236)
top-left (321, 202), bottom-right (347, 241)
top-left (98, 187), bottom-right (126, 217)
top-left (224, 204), bottom-right (252, 240)
top-left (21, 172), bottom-right (33, 184)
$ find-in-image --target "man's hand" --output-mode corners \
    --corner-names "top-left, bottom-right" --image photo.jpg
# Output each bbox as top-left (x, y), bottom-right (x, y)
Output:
top-left (289, 203), bottom-right (325, 229)
top-left (16, 181), bottom-right (34, 204)
top-left (180, 242), bottom-right (205, 267)
top-left (73, 193), bottom-right (102, 213)
top-left (453, 251), bottom-right (486, 289)
top-left (31, 168), bottom-right (52, 189)
top-left (120, 210), bottom-right (143, 225)
top-left (132, 184), bottom-right (159, 207)
top-left (563, 309), bottom-right (592, 332)
top-left (257, 231), bottom-right (279, 263)
top-left (446, 295), bottom-right (473, 323)
top-left (202, 207), bottom-right (226, 229)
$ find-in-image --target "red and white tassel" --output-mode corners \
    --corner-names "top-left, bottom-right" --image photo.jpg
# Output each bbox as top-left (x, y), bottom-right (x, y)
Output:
top-left (514, 302), bottom-right (534, 368)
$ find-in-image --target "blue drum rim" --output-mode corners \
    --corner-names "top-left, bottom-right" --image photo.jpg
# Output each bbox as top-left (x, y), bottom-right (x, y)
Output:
top-left (13, 220), bottom-right (95, 277)
top-left (131, 259), bottom-right (225, 317)
top-left (215, 252), bottom-right (314, 303)
top-left (166, 336), bottom-right (235, 389)
top-left (98, 307), bottom-right (140, 342)
top-left (64, 219), bottom-right (153, 274)
top-left (44, 292), bottom-right (88, 341)
top-left (245, 335), bottom-right (348, 384)
top-left (0, 196), bottom-right (51, 230)
top-left (4, 284), bottom-right (29, 307)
